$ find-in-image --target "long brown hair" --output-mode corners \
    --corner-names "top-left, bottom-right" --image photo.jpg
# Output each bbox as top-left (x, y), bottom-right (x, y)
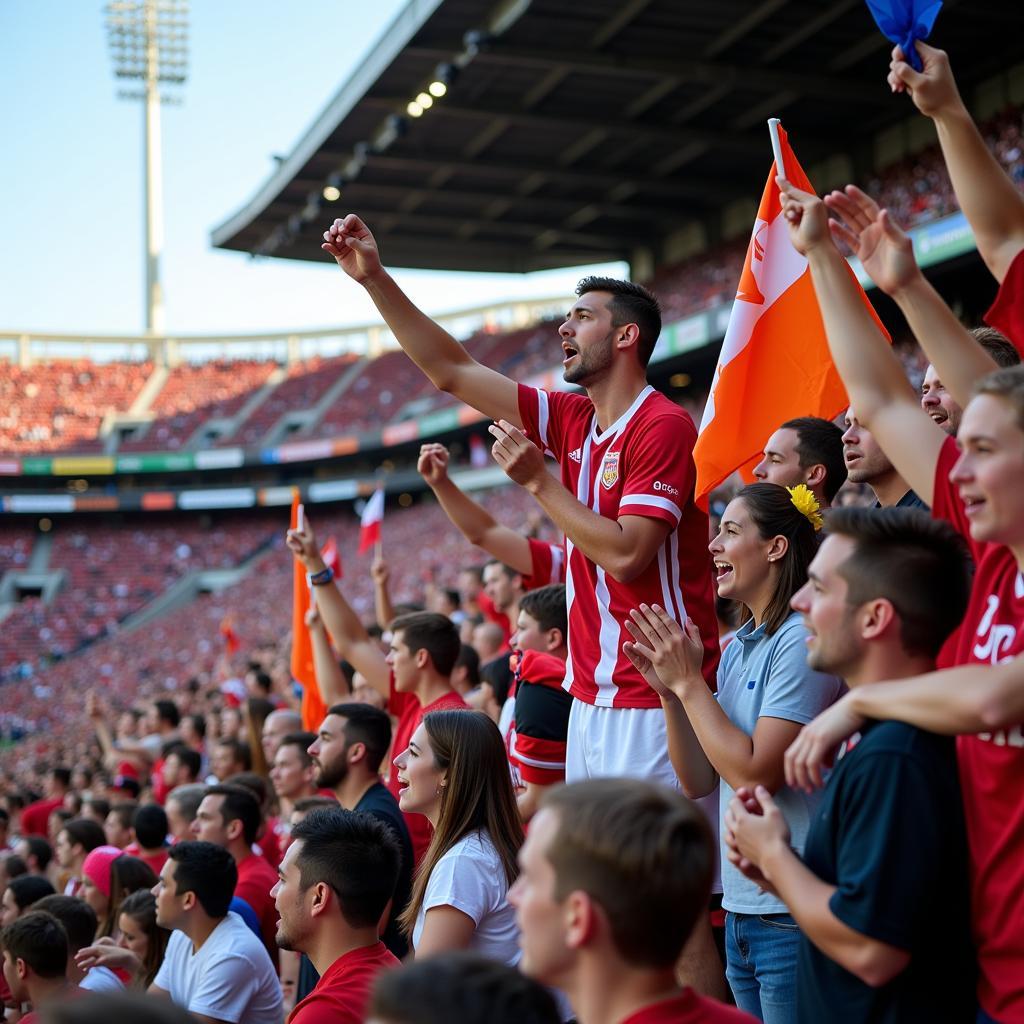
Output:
top-left (733, 483), bottom-right (819, 636)
top-left (118, 888), bottom-right (170, 989)
top-left (398, 710), bottom-right (522, 937)
top-left (98, 855), bottom-right (157, 939)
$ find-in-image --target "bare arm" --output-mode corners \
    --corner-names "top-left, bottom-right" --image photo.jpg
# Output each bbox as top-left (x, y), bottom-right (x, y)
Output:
top-left (413, 906), bottom-right (476, 958)
top-left (370, 556), bottom-right (396, 629)
top-left (727, 789), bottom-right (909, 988)
top-left (890, 43), bottom-right (1024, 283)
top-left (419, 443), bottom-right (534, 575)
top-left (306, 606), bottom-right (351, 706)
top-left (323, 216), bottom-right (520, 425)
top-left (779, 180), bottom-right (945, 506)
top-left (286, 523), bottom-right (390, 699)
top-left (825, 185), bottom-right (998, 409)
top-left (490, 421), bottom-right (669, 583)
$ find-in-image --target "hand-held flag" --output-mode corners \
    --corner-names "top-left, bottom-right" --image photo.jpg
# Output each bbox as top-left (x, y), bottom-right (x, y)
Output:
top-left (290, 491), bottom-right (328, 731)
top-left (692, 121), bottom-right (889, 508)
top-left (358, 487), bottom-right (385, 555)
top-left (864, 0), bottom-right (942, 72)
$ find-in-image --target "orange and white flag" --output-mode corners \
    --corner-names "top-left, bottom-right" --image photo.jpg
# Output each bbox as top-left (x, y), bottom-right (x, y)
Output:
top-left (290, 491), bottom-right (328, 732)
top-left (693, 121), bottom-right (888, 507)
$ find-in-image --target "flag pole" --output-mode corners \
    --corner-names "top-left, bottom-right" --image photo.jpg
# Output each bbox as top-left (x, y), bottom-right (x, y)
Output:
top-left (767, 118), bottom-right (785, 179)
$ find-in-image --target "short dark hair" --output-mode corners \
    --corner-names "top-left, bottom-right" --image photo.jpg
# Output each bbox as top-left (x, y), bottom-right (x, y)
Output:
top-left (971, 326), bottom-right (1020, 368)
top-left (167, 841), bottom-right (236, 919)
top-left (369, 951), bottom-right (560, 1024)
top-left (165, 745), bottom-right (201, 781)
top-left (2, 855), bottom-right (27, 879)
top-left (61, 818), bottom-right (107, 855)
top-left (781, 416), bottom-right (847, 502)
top-left (40, 992), bottom-right (196, 1024)
top-left (153, 700), bottom-right (180, 729)
top-left (327, 703), bottom-right (392, 774)
top-left (454, 643), bottom-right (480, 688)
top-left (185, 713), bottom-right (207, 738)
top-left (20, 837), bottom-right (53, 872)
top-left (7, 874), bottom-right (56, 911)
top-left (132, 804), bottom-right (168, 850)
top-left (290, 807), bottom-right (400, 929)
top-left (251, 669), bottom-right (273, 693)
top-left (576, 277), bottom-right (662, 368)
top-left (825, 506), bottom-right (970, 658)
top-left (33, 895), bottom-right (97, 953)
top-left (215, 737), bottom-right (252, 772)
top-left (204, 784), bottom-right (262, 846)
top-left (109, 801), bottom-right (139, 832)
top-left (83, 796), bottom-right (110, 821)
top-left (518, 584), bottom-right (567, 637)
top-left (388, 612), bottom-right (461, 677)
top-left (541, 779), bottom-right (714, 969)
top-left (292, 796), bottom-right (337, 816)
top-left (277, 732), bottom-right (317, 769)
top-left (52, 768), bottom-right (72, 789)
top-left (0, 911), bottom-right (67, 978)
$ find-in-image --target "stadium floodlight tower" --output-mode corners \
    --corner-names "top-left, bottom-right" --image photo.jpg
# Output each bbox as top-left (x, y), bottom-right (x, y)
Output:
top-left (104, 0), bottom-right (189, 337)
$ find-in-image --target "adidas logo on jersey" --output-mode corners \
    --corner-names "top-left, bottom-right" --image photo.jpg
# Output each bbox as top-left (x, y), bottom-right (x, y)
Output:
top-left (569, 448), bottom-right (582, 462)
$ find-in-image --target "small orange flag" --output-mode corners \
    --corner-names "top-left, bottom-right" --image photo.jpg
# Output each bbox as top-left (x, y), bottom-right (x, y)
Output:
top-left (693, 123), bottom-right (889, 508)
top-left (290, 492), bottom-right (328, 732)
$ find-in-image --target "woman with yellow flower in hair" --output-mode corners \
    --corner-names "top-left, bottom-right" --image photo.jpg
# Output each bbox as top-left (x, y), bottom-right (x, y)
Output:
top-left (624, 482), bottom-right (844, 1023)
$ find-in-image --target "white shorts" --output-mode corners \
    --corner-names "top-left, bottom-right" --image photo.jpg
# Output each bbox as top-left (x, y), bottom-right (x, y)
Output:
top-left (565, 698), bottom-right (721, 892)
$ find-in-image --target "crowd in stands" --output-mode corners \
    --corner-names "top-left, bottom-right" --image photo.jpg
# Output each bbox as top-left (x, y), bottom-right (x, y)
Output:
top-left (3, 100), bottom-right (1021, 461)
top-left (3, 40), bottom-right (1024, 1024)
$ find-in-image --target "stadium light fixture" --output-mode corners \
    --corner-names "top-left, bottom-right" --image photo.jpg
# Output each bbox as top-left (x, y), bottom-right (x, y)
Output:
top-left (415, 92), bottom-right (433, 109)
top-left (322, 185), bottom-right (341, 202)
top-left (428, 80), bottom-right (447, 98)
top-left (104, 0), bottom-right (189, 337)
top-left (406, 100), bottom-right (424, 118)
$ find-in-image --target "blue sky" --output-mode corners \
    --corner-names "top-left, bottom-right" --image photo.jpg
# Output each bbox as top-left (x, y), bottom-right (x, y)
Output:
top-left (0, 1), bottom-right (622, 338)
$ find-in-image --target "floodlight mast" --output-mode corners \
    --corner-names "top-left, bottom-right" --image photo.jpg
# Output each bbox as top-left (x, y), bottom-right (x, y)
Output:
top-left (104, 0), bottom-right (189, 337)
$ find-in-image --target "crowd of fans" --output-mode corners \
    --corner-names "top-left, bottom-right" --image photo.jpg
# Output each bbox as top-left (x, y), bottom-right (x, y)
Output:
top-left (2, 98), bottom-right (1021, 460)
top-left (3, 40), bottom-right (1024, 1024)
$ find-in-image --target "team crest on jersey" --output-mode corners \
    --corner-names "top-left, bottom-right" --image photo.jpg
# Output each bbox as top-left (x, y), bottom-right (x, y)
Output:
top-left (601, 451), bottom-right (620, 489)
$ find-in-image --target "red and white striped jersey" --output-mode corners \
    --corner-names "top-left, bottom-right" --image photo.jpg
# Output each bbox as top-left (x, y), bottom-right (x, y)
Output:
top-left (518, 383), bottom-right (719, 708)
top-left (523, 537), bottom-right (567, 591)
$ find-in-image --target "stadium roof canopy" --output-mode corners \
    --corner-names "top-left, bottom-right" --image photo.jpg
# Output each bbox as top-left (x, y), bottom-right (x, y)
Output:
top-left (212, 0), bottom-right (1017, 274)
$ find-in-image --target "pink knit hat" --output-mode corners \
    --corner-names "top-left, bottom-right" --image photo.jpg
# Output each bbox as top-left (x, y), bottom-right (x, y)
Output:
top-left (82, 846), bottom-right (123, 898)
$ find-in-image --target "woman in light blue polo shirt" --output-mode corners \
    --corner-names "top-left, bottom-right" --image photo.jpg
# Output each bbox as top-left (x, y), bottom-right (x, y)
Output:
top-left (625, 482), bottom-right (844, 1024)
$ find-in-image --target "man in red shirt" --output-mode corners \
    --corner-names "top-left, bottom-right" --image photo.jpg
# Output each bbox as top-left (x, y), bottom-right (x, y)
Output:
top-left (273, 805), bottom-right (400, 1024)
top-left (1, 911), bottom-right (82, 1023)
top-left (20, 769), bottom-right (70, 837)
top-left (509, 779), bottom-right (753, 1024)
top-left (191, 784), bottom-right (280, 968)
top-left (123, 803), bottom-right (171, 877)
top-left (774, 151), bottom-right (1024, 1021)
top-left (286, 523), bottom-right (466, 866)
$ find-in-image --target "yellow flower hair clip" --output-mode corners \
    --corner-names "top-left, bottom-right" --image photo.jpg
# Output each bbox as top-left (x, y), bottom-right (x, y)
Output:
top-left (787, 484), bottom-right (823, 531)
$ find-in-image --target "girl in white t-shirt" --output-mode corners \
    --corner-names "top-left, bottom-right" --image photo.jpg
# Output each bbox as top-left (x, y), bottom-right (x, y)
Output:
top-left (393, 708), bottom-right (522, 963)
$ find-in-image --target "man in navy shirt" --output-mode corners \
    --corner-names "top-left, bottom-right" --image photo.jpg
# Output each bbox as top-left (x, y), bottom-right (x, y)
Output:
top-left (725, 508), bottom-right (975, 1023)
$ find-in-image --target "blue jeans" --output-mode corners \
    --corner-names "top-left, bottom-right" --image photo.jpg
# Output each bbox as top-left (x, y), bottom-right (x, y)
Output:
top-left (725, 911), bottom-right (800, 1023)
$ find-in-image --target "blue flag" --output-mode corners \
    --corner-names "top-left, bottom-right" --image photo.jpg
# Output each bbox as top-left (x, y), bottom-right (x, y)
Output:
top-left (864, 0), bottom-right (943, 71)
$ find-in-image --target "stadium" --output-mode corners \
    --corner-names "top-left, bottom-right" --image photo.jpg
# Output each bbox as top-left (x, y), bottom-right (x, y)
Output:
top-left (2, 0), bottom-right (1024, 1020)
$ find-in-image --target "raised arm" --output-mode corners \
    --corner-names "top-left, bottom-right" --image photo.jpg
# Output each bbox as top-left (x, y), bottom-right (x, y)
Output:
top-left (323, 216), bottom-right (520, 425)
top-left (285, 521), bottom-right (390, 699)
top-left (418, 444), bottom-right (534, 575)
top-left (370, 556), bottom-right (396, 630)
top-left (779, 180), bottom-right (945, 506)
top-left (825, 184), bottom-right (998, 408)
top-left (889, 43), bottom-right (1024, 283)
top-left (305, 605), bottom-right (351, 707)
